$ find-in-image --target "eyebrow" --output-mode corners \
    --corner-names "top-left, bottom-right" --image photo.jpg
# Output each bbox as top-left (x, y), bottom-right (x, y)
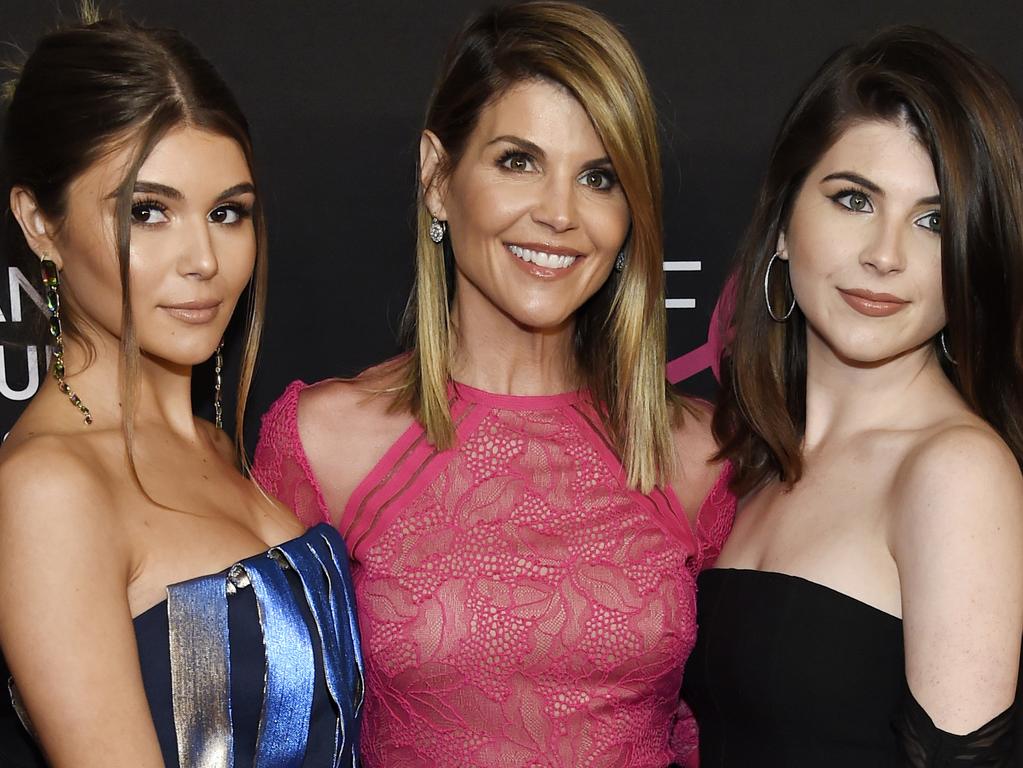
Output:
top-left (821, 171), bottom-right (940, 206)
top-left (485, 134), bottom-right (612, 168)
top-left (131, 181), bottom-right (256, 201)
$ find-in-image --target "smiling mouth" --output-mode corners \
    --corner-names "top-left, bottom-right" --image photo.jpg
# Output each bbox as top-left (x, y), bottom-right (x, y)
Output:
top-left (507, 244), bottom-right (578, 270)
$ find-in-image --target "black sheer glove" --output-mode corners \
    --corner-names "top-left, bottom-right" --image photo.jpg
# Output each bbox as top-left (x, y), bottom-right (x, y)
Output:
top-left (894, 686), bottom-right (1015, 767)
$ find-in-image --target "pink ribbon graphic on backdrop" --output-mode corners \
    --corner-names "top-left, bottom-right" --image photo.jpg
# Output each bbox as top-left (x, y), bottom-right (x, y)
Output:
top-left (666, 275), bottom-right (736, 384)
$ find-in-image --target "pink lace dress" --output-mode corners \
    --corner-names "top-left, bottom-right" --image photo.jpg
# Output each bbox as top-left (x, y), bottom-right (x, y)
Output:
top-left (253, 380), bottom-right (735, 768)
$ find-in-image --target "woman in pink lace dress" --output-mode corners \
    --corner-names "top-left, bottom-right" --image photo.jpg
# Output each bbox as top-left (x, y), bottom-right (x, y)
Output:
top-left (253, 3), bottom-right (734, 766)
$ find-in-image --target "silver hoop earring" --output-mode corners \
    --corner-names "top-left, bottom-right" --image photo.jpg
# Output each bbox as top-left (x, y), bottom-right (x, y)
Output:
top-left (213, 340), bottom-right (224, 429)
top-left (939, 329), bottom-right (958, 366)
top-left (764, 251), bottom-right (796, 322)
top-left (429, 216), bottom-right (446, 244)
top-left (614, 250), bottom-right (626, 273)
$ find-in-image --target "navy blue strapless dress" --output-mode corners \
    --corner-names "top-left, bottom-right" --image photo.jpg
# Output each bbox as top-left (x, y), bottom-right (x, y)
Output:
top-left (7, 523), bottom-right (364, 767)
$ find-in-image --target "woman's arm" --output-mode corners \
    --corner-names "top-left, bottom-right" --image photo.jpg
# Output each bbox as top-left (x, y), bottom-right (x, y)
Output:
top-left (893, 424), bottom-right (1023, 739)
top-left (0, 439), bottom-right (164, 767)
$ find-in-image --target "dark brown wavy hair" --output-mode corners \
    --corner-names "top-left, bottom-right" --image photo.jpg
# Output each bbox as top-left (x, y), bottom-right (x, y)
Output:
top-left (714, 25), bottom-right (1023, 495)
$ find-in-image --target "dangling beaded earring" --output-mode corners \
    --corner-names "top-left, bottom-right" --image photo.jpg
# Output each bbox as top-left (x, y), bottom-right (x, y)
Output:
top-left (614, 249), bottom-right (626, 273)
top-left (40, 258), bottom-right (92, 425)
top-left (213, 340), bottom-right (224, 430)
top-left (429, 216), bottom-right (446, 244)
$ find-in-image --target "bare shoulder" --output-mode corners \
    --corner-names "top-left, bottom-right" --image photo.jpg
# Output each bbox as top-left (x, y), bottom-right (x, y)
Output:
top-left (298, 362), bottom-right (413, 447)
top-left (891, 420), bottom-right (1023, 730)
top-left (893, 420), bottom-right (1023, 539)
top-left (0, 432), bottom-right (129, 604)
top-left (669, 396), bottom-right (728, 518)
top-left (0, 432), bottom-right (162, 765)
top-left (0, 433), bottom-right (118, 539)
top-left (295, 363), bottom-right (416, 518)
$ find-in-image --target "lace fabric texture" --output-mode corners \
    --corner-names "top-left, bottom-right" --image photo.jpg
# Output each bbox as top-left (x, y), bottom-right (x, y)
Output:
top-left (254, 381), bottom-right (736, 768)
top-left (895, 687), bottom-right (1016, 767)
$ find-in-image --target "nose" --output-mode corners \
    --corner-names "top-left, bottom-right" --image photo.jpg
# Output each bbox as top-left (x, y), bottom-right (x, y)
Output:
top-left (859, 218), bottom-right (906, 275)
top-left (179, 217), bottom-right (219, 279)
top-left (530, 173), bottom-right (578, 233)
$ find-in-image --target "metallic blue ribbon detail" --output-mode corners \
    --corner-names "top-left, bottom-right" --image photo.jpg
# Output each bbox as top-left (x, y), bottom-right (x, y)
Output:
top-left (318, 527), bottom-right (365, 766)
top-left (244, 554), bottom-right (316, 768)
top-left (279, 536), bottom-right (344, 763)
top-left (166, 575), bottom-right (234, 768)
top-left (316, 529), bottom-right (365, 718)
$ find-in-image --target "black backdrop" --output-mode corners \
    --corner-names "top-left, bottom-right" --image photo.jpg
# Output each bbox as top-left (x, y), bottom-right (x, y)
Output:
top-left (1, 0), bottom-right (1022, 453)
top-left (2, 3), bottom-right (1023, 764)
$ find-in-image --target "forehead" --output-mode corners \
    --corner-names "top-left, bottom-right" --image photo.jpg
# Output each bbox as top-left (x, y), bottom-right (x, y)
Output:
top-left (69, 125), bottom-right (251, 202)
top-left (816, 119), bottom-right (937, 193)
top-left (471, 78), bottom-right (607, 156)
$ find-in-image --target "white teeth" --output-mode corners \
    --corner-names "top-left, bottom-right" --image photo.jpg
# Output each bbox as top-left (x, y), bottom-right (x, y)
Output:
top-left (508, 244), bottom-right (577, 269)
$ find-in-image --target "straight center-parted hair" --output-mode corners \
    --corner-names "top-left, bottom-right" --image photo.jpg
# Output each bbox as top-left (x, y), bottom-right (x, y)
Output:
top-left (2, 7), bottom-right (268, 466)
top-left (714, 25), bottom-right (1023, 495)
top-left (394, 0), bottom-right (679, 492)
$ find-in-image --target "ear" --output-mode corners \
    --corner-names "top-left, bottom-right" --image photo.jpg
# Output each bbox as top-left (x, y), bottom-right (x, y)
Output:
top-left (10, 186), bottom-right (62, 269)
top-left (419, 130), bottom-right (449, 221)
top-left (775, 229), bottom-right (789, 261)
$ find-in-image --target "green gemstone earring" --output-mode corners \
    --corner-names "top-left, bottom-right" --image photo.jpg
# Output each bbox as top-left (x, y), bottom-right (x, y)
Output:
top-left (40, 258), bottom-right (92, 425)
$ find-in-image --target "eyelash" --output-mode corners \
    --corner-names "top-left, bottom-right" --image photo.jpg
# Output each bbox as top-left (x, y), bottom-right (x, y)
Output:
top-left (496, 149), bottom-right (534, 172)
top-left (495, 149), bottom-right (618, 191)
top-left (130, 198), bottom-right (167, 226)
top-left (829, 187), bottom-right (872, 213)
top-left (827, 186), bottom-right (940, 233)
top-left (129, 199), bottom-right (253, 226)
top-left (211, 202), bottom-right (253, 225)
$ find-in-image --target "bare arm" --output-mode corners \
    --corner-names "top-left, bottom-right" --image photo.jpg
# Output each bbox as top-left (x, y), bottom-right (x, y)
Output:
top-left (0, 441), bottom-right (164, 767)
top-left (893, 425), bottom-right (1023, 733)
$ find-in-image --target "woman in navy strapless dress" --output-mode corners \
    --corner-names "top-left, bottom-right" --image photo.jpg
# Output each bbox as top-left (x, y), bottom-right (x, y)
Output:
top-left (0, 12), bottom-right (362, 767)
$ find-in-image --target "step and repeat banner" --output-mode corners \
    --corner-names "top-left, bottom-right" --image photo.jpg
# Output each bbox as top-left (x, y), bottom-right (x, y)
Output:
top-left (1, 0), bottom-right (1021, 451)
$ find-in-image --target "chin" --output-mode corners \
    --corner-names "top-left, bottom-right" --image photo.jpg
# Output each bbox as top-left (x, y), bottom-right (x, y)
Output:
top-left (140, 341), bottom-right (221, 368)
top-left (506, 307), bottom-right (577, 332)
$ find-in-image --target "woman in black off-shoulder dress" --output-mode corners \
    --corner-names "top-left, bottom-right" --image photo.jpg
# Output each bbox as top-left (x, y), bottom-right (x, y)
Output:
top-left (682, 25), bottom-right (1023, 767)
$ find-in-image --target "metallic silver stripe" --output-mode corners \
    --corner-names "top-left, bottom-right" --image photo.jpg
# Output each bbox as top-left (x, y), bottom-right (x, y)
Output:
top-left (167, 576), bottom-right (234, 768)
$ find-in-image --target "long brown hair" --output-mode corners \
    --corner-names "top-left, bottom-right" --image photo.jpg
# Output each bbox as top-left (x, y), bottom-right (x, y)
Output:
top-left (396, 1), bottom-right (678, 492)
top-left (2, 10), bottom-right (268, 466)
top-left (714, 25), bottom-right (1023, 495)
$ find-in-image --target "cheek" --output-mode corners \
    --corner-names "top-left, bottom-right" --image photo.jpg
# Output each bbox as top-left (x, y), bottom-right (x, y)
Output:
top-left (449, 179), bottom-right (532, 236)
top-left (582, 197), bottom-right (630, 253)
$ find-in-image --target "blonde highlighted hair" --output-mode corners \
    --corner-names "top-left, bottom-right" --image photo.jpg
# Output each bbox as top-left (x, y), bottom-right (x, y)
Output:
top-left (394, 1), bottom-right (679, 492)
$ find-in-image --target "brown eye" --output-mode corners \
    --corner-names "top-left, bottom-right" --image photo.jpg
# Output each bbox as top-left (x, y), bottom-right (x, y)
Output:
top-left (498, 151), bottom-right (536, 173)
top-left (209, 205), bottom-right (245, 225)
top-left (578, 169), bottom-right (616, 191)
top-left (130, 201), bottom-right (168, 224)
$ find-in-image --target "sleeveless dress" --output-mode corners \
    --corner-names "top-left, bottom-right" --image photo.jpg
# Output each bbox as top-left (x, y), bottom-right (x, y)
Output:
top-left (681, 568), bottom-right (1019, 767)
top-left (253, 380), bottom-right (736, 768)
top-left (8, 523), bottom-right (365, 768)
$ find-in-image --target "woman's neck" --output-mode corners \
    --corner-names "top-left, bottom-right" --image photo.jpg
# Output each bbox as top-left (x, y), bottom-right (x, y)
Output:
top-left (448, 293), bottom-right (579, 396)
top-left (802, 330), bottom-right (959, 449)
top-left (57, 332), bottom-right (202, 437)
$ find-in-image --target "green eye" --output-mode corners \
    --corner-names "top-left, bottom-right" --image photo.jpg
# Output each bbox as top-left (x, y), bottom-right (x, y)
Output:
top-left (915, 211), bottom-right (941, 234)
